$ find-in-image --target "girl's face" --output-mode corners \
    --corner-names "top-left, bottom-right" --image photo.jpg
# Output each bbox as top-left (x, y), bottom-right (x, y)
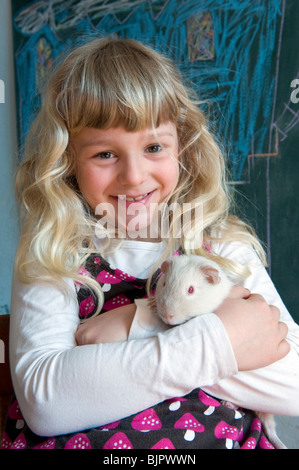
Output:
top-left (73, 122), bottom-right (179, 241)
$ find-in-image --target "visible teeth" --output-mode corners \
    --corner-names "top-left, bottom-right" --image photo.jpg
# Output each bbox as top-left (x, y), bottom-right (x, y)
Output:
top-left (121, 193), bottom-right (149, 202)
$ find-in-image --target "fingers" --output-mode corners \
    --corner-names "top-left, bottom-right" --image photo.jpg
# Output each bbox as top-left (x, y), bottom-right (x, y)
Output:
top-left (230, 289), bottom-right (285, 328)
top-left (271, 307), bottom-right (290, 360)
top-left (228, 285), bottom-right (251, 299)
top-left (270, 304), bottom-right (282, 321)
top-left (277, 338), bottom-right (291, 360)
top-left (278, 319), bottom-right (288, 340)
top-left (247, 294), bottom-right (280, 318)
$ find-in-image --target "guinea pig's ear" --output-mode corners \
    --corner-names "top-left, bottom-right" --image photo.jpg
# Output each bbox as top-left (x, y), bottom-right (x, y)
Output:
top-left (200, 265), bottom-right (221, 284)
top-left (160, 260), bottom-right (171, 273)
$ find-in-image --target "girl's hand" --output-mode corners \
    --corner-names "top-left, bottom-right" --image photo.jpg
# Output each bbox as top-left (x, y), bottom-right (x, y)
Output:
top-left (75, 303), bottom-right (136, 345)
top-left (215, 285), bottom-right (290, 371)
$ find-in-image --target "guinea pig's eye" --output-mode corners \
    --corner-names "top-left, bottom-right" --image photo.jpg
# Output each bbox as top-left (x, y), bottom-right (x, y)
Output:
top-left (188, 286), bottom-right (194, 294)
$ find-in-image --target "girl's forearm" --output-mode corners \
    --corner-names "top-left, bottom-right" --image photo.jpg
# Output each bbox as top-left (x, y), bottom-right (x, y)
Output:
top-left (10, 275), bottom-right (237, 436)
top-left (75, 303), bottom-right (136, 345)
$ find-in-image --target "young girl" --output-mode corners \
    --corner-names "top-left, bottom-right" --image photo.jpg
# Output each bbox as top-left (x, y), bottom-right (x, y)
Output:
top-left (2, 37), bottom-right (299, 450)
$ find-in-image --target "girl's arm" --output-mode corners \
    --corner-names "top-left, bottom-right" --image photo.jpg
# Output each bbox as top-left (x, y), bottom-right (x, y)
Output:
top-left (202, 240), bottom-right (299, 415)
top-left (9, 240), bottom-right (297, 437)
top-left (75, 303), bottom-right (137, 345)
top-left (9, 272), bottom-right (238, 437)
top-left (76, 286), bottom-right (289, 372)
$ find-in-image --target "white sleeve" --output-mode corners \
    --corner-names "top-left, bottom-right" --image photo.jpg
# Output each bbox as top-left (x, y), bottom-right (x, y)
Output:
top-left (9, 272), bottom-right (237, 437)
top-left (202, 241), bottom-right (299, 416)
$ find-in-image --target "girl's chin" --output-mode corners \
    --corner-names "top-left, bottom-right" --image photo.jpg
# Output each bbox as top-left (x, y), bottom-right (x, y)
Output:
top-left (118, 213), bottom-right (159, 240)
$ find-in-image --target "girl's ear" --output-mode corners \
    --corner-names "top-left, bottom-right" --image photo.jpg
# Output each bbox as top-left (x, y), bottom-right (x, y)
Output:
top-left (200, 265), bottom-right (221, 284)
top-left (66, 174), bottom-right (80, 190)
top-left (64, 143), bottom-right (77, 177)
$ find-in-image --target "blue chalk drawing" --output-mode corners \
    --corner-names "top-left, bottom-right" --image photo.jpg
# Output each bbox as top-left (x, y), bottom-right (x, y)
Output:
top-left (13, 0), bottom-right (283, 181)
top-left (14, 25), bottom-right (64, 142)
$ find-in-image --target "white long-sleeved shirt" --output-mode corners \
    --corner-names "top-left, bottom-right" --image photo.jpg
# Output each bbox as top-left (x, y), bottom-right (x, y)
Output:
top-left (9, 239), bottom-right (299, 437)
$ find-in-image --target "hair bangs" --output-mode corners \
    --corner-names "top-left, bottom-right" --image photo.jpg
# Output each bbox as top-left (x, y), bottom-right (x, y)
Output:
top-left (54, 38), bottom-right (181, 134)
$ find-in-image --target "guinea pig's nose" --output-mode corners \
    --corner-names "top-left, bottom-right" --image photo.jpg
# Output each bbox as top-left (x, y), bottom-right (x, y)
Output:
top-left (164, 313), bottom-right (174, 324)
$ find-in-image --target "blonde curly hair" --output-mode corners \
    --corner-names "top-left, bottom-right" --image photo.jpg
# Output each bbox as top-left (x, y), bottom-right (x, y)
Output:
top-left (15, 37), bottom-right (266, 308)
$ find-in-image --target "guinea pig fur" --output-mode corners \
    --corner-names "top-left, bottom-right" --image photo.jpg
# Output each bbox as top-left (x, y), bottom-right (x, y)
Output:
top-left (152, 254), bottom-right (287, 449)
top-left (154, 254), bottom-right (233, 326)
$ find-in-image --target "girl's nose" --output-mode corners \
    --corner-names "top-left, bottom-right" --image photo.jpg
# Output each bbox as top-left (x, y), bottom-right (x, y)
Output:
top-left (117, 154), bottom-right (148, 187)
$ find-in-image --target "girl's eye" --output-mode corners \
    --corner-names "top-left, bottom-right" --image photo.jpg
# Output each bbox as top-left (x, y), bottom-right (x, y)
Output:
top-left (188, 286), bottom-right (194, 294)
top-left (146, 145), bottom-right (162, 154)
top-left (95, 151), bottom-right (115, 159)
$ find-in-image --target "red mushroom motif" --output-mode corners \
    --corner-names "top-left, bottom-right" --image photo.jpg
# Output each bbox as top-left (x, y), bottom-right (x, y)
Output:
top-left (151, 438), bottom-right (175, 449)
top-left (237, 426), bottom-right (244, 443)
top-left (214, 421), bottom-right (239, 449)
top-left (10, 433), bottom-right (26, 449)
top-left (97, 270), bottom-right (121, 292)
top-left (103, 294), bottom-right (131, 311)
top-left (8, 400), bottom-right (24, 429)
top-left (198, 390), bottom-right (221, 416)
top-left (258, 436), bottom-right (275, 449)
top-left (98, 419), bottom-right (120, 431)
top-left (250, 417), bottom-right (262, 433)
top-left (34, 437), bottom-right (56, 449)
top-left (240, 437), bottom-right (257, 449)
top-left (79, 295), bottom-right (95, 317)
top-left (0, 432), bottom-right (12, 449)
top-left (131, 408), bottom-right (162, 432)
top-left (166, 396), bottom-right (187, 411)
top-left (76, 266), bottom-right (91, 286)
top-left (64, 433), bottom-right (91, 449)
top-left (174, 413), bottom-right (205, 441)
top-left (94, 257), bottom-right (101, 266)
top-left (103, 432), bottom-right (133, 449)
top-left (114, 269), bottom-right (136, 283)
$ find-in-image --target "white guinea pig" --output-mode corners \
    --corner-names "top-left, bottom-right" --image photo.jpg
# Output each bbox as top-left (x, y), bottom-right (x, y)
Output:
top-left (154, 254), bottom-right (233, 325)
top-left (153, 254), bottom-right (287, 449)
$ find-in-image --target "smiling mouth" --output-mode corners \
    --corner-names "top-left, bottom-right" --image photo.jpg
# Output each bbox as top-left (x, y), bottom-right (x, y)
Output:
top-left (117, 192), bottom-right (153, 202)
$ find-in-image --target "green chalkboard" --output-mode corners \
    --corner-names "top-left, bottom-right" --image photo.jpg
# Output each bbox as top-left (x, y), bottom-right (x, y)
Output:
top-left (234, 0), bottom-right (299, 322)
top-left (11, 0), bottom-right (299, 321)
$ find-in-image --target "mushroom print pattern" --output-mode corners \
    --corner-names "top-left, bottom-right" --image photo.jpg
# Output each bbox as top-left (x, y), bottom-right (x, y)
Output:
top-left (1, 250), bottom-right (277, 449)
top-left (174, 413), bottom-right (205, 441)
top-left (151, 438), bottom-right (175, 449)
top-left (131, 409), bottom-right (162, 432)
top-left (103, 293), bottom-right (131, 311)
top-left (75, 254), bottom-right (152, 321)
top-left (214, 421), bottom-right (239, 449)
top-left (241, 437), bottom-right (257, 449)
top-left (8, 400), bottom-right (24, 430)
top-left (259, 436), bottom-right (275, 449)
top-left (98, 420), bottom-right (121, 431)
top-left (97, 270), bottom-right (122, 293)
top-left (198, 390), bottom-right (221, 416)
top-left (9, 433), bottom-right (27, 449)
top-left (64, 433), bottom-right (91, 449)
top-left (103, 432), bottom-right (133, 450)
top-left (34, 438), bottom-right (56, 449)
top-left (166, 396), bottom-right (188, 411)
top-left (79, 295), bottom-right (96, 317)
top-left (0, 432), bottom-right (13, 449)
